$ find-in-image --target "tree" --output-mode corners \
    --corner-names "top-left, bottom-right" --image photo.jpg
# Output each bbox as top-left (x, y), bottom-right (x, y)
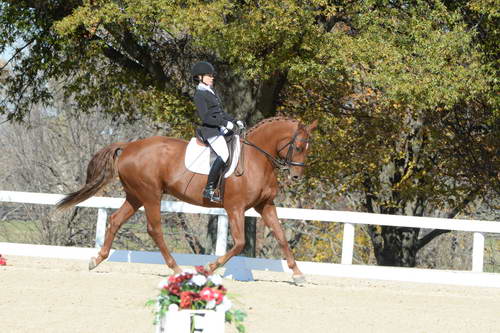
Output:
top-left (1, 1), bottom-right (498, 266)
top-left (283, 1), bottom-right (498, 266)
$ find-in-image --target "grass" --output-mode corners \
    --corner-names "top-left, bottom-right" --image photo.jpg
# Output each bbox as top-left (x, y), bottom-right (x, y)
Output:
top-left (0, 217), bottom-right (195, 254)
top-left (0, 220), bottom-right (40, 243)
top-left (484, 237), bottom-right (500, 273)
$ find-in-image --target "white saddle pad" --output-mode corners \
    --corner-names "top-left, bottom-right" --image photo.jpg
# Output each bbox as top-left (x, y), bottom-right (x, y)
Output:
top-left (184, 136), bottom-right (240, 178)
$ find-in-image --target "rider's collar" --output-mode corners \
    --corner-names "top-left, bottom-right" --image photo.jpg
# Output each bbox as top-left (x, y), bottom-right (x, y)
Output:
top-left (197, 83), bottom-right (216, 95)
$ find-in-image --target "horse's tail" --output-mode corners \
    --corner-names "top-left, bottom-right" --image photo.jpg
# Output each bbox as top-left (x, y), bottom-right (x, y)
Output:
top-left (56, 142), bottom-right (127, 210)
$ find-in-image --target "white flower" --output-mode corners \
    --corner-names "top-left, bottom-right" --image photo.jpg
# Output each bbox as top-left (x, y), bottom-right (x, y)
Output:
top-left (216, 297), bottom-right (232, 312)
top-left (168, 304), bottom-right (179, 312)
top-left (183, 268), bottom-right (195, 275)
top-left (206, 299), bottom-right (216, 310)
top-left (157, 278), bottom-right (168, 290)
top-left (191, 274), bottom-right (207, 287)
top-left (208, 274), bottom-right (222, 286)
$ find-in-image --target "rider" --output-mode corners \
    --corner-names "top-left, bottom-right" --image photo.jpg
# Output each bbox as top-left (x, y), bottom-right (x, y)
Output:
top-left (191, 61), bottom-right (244, 202)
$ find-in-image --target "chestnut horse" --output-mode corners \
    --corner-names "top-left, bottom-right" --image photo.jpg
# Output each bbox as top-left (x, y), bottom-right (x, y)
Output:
top-left (57, 116), bottom-right (318, 283)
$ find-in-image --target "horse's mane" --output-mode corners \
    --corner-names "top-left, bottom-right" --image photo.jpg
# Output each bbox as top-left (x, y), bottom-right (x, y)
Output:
top-left (246, 116), bottom-right (298, 136)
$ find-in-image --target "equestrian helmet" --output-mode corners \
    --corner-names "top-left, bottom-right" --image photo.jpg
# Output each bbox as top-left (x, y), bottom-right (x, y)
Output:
top-left (191, 61), bottom-right (216, 77)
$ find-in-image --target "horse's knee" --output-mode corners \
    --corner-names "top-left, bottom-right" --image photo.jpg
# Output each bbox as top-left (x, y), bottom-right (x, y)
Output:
top-left (110, 211), bottom-right (119, 221)
top-left (272, 230), bottom-right (289, 248)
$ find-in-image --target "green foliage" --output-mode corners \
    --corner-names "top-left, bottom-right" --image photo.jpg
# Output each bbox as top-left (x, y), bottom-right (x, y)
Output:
top-left (225, 309), bottom-right (247, 333)
top-left (281, 1), bottom-right (498, 217)
top-left (293, 221), bottom-right (373, 264)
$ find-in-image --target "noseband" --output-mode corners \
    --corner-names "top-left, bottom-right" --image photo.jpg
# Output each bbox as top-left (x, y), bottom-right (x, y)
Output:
top-left (243, 130), bottom-right (308, 169)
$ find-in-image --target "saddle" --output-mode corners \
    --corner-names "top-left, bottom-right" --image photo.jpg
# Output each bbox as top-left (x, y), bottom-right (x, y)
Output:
top-left (184, 134), bottom-right (241, 200)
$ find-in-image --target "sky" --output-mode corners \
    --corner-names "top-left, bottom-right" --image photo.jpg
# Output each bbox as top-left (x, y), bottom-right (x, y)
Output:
top-left (1, 45), bottom-right (18, 65)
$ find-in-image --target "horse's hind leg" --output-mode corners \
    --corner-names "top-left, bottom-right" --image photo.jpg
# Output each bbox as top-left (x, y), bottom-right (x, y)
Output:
top-left (255, 202), bottom-right (305, 284)
top-left (144, 202), bottom-right (183, 275)
top-left (89, 196), bottom-right (140, 270)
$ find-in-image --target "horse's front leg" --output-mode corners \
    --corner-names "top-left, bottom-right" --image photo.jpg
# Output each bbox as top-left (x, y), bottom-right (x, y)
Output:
top-left (255, 201), bottom-right (306, 284)
top-left (207, 208), bottom-right (245, 273)
top-left (144, 201), bottom-right (183, 275)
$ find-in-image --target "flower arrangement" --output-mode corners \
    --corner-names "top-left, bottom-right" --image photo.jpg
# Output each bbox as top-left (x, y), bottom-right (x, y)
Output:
top-left (148, 266), bottom-right (246, 333)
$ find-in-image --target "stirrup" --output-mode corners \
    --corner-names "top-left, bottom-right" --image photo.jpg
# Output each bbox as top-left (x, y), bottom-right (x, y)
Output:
top-left (203, 186), bottom-right (221, 202)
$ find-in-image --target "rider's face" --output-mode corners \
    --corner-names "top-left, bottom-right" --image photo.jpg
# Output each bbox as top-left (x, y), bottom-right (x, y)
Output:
top-left (201, 74), bottom-right (214, 86)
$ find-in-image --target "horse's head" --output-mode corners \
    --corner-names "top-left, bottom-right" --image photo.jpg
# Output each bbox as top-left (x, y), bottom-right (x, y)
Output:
top-left (277, 119), bottom-right (318, 180)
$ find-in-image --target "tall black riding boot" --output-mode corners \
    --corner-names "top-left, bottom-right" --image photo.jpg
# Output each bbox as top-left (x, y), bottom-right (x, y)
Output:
top-left (203, 156), bottom-right (226, 202)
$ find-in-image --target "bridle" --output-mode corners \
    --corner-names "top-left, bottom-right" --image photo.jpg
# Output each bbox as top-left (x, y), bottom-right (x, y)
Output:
top-left (242, 130), bottom-right (309, 169)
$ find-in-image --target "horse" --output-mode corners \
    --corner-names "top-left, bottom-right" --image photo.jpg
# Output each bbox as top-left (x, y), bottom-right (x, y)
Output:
top-left (57, 116), bottom-right (318, 283)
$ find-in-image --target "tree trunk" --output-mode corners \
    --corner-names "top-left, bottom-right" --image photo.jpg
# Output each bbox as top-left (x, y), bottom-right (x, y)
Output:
top-left (207, 215), bottom-right (218, 255)
top-left (218, 70), bottom-right (284, 125)
top-left (368, 225), bottom-right (420, 267)
top-left (206, 215), bottom-right (257, 257)
top-left (364, 186), bottom-right (479, 267)
top-left (242, 217), bottom-right (257, 257)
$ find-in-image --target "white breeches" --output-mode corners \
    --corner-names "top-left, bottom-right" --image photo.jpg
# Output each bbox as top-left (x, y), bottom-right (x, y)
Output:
top-left (207, 135), bottom-right (229, 163)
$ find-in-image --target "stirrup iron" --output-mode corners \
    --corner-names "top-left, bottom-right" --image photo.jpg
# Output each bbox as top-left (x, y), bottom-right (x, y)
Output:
top-left (203, 185), bottom-right (221, 202)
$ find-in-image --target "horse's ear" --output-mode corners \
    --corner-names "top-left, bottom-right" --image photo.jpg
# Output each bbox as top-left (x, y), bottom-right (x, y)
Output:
top-left (306, 119), bottom-right (318, 133)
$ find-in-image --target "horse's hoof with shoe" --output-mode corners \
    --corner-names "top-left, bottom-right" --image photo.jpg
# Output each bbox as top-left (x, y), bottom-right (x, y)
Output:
top-left (204, 262), bottom-right (219, 275)
top-left (88, 257), bottom-right (98, 271)
top-left (292, 274), bottom-right (307, 285)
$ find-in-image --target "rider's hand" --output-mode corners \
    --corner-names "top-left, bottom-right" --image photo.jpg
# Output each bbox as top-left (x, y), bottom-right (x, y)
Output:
top-left (236, 120), bottom-right (245, 129)
top-left (226, 121), bottom-right (234, 130)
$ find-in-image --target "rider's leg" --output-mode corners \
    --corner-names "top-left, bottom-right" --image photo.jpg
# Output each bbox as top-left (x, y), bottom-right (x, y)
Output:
top-left (203, 156), bottom-right (225, 200)
top-left (204, 135), bottom-right (229, 201)
top-left (207, 135), bottom-right (229, 163)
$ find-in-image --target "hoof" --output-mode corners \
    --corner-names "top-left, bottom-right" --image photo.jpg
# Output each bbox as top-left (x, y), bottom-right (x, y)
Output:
top-left (204, 263), bottom-right (218, 274)
top-left (88, 257), bottom-right (98, 271)
top-left (292, 274), bottom-right (306, 285)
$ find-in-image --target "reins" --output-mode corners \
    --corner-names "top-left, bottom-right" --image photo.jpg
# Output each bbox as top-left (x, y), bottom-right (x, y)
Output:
top-left (241, 129), bottom-right (308, 170)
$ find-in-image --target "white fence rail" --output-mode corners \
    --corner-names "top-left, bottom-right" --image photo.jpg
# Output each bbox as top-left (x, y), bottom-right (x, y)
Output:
top-left (1, 190), bottom-right (499, 288)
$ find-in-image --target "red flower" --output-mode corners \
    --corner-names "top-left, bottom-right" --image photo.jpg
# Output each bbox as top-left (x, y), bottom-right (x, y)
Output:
top-left (213, 289), bottom-right (224, 305)
top-left (192, 292), bottom-right (201, 301)
top-left (180, 291), bottom-right (197, 309)
top-left (195, 265), bottom-right (209, 276)
top-left (167, 283), bottom-right (181, 296)
top-left (200, 287), bottom-right (215, 301)
top-left (0, 254), bottom-right (6, 266)
top-left (178, 273), bottom-right (193, 283)
top-left (217, 285), bottom-right (227, 294)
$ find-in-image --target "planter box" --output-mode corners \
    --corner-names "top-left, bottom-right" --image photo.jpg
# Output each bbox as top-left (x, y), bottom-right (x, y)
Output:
top-left (156, 309), bottom-right (225, 333)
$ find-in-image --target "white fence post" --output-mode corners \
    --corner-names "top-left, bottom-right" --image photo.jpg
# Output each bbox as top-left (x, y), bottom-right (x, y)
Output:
top-left (215, 215), bottom-right (228, 256)
top-left (472, 232), bottom-right (485, 273)
top-left (341, 223), bottom-right (355, 265)
top-left (95, 208), bottom-right (108, 248)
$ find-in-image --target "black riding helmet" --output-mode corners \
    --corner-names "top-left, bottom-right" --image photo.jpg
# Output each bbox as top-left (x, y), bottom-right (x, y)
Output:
top-left (191, 61), bottom-right (216, 78)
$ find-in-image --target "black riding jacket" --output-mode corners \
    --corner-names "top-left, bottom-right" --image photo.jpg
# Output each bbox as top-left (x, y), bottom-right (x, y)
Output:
top-left (194, 86), bottom-right (235, 140)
